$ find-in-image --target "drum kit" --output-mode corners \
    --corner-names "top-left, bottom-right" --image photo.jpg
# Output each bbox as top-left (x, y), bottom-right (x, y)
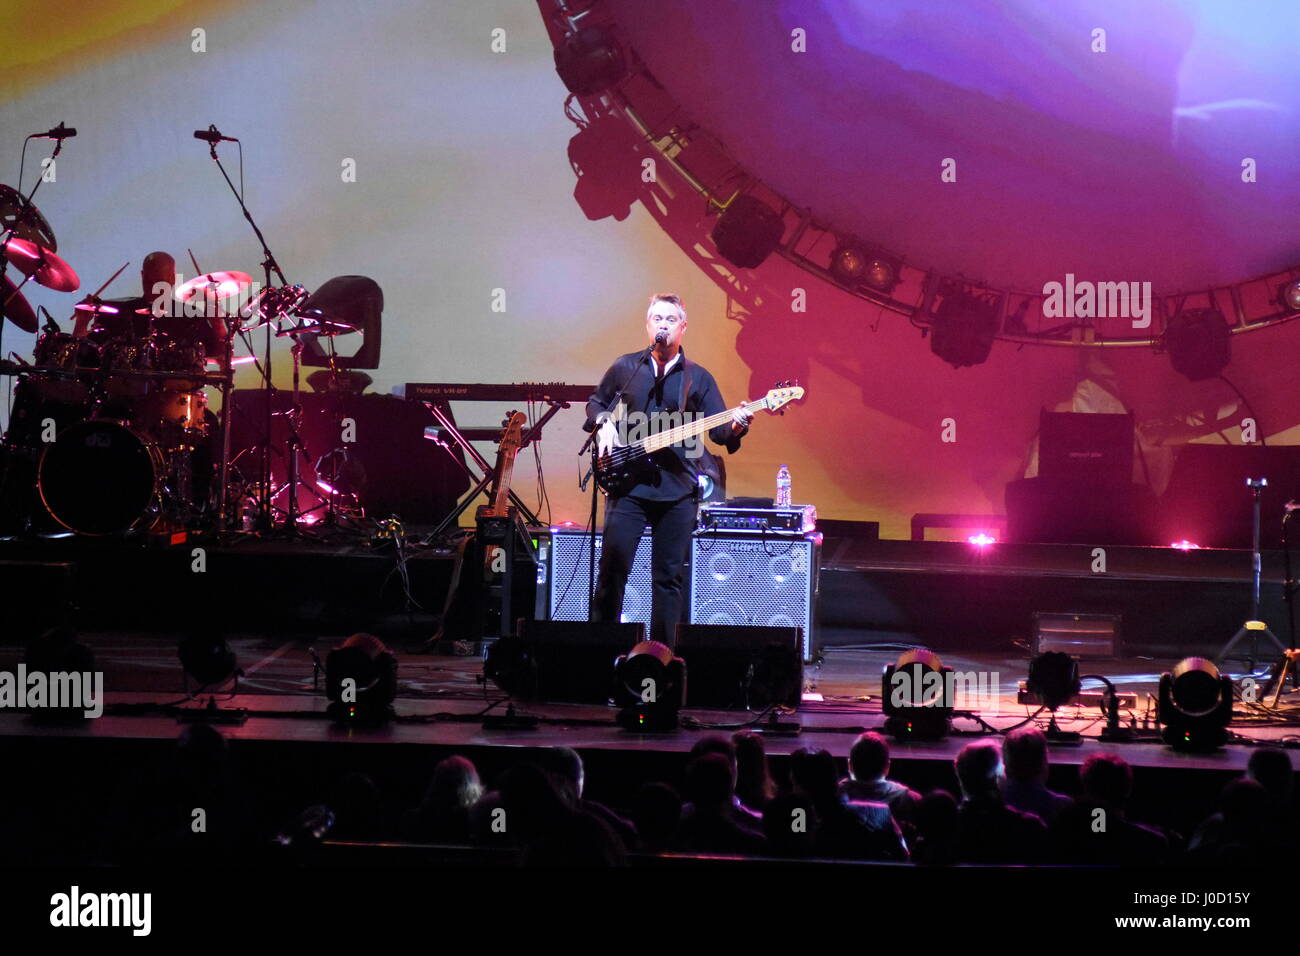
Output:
top-left (1, 230), bottom-right (253, 534)
top-left (2, 126), bottom-right (363, 539)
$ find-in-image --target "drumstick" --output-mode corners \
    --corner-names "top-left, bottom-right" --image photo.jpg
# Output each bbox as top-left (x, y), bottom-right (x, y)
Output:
top-left (187, 248), bottom-right (203, 277)
top-left (90, 261), bottom-right (131, 299)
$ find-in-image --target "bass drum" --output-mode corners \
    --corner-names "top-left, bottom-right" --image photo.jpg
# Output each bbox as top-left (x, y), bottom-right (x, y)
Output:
top-left (37, 420), bottom-right (163, 535)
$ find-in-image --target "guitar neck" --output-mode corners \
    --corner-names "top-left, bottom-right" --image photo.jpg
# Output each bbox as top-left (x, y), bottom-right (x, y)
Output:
top-left (640, 397), bottom-right (768, 454)
top-left (489, 450), bottom-right (519, 515)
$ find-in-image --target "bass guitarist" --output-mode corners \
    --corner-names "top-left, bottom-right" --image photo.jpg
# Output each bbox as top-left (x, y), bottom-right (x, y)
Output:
top-left (583, 292), bottom-right (752, 645)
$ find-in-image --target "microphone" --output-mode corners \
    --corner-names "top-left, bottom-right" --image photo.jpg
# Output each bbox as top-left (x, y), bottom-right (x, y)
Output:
top-left (654, 331), bottom-right (667, 345)
top-left (193, 126), bottom-right (238, 144)
top-left (33, 123), bottom-right (76, 139)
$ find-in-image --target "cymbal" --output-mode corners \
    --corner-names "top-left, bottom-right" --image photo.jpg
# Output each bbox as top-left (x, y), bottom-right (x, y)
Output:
top-left (74, 296), bottom-right (121, 315)
top-left (276, 317), bottom-right (356, 337)
top-left (0, 184), bottom-right (57, 252)
top-left (3, 237), bottom-right (79, 292)
top-left (175, 270), bottom-right (251, 302)
top-left (2, 275), bottom-right (37, 332)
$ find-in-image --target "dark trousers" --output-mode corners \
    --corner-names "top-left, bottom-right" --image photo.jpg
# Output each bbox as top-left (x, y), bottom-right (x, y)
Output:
top-left (594, 493), bottom-right (697, 646)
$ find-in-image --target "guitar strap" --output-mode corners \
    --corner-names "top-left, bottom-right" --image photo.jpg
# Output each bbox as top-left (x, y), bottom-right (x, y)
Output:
top-left (680, 358), bottom-right (723, 500)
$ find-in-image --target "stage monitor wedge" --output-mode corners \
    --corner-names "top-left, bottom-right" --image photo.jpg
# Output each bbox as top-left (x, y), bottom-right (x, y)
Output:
top-left (675, 623), bottom-right (802, 711)
top-left (514, 619), bottom-right (646, 705)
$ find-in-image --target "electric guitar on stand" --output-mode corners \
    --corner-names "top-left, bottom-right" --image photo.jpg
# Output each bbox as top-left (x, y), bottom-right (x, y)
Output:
top-left (476, 411), bottom-right (535, 638)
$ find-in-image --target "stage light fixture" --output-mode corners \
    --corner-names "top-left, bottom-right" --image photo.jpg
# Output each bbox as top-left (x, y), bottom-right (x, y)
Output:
top-left (710, 195), bottom-right (784, 269)
top-left (615, 640), bottom-right (685, 731)
top-left (1158, 656), bottom-right (1233, 751)
top-left (1165, 307), bottom-right (1231, 381)
top-left (881, 647), bottom-right (953, 740)
top-left (325, 633), bottom-right (398, 724)
top-left (297, 275), bottom-right (383, 370)
top-left (863, 255), bottom-right (900, 292)
top-left (830, 239), bottom-right (901, 294)
top-left (178, 630), bottom-right (240, 691)
top-left (929, 287), bottom-right (1000, 367)
top-left (483, 634), bottom-right (541, 705)
top-left (1277, 278), bottom-right (1300, 314)
top-left (554, 25), bottom-right (626, 96)
top-left (830, 242), bottom-right (866, 281)
top-left (1026, 651), bottom-right (1082, 741)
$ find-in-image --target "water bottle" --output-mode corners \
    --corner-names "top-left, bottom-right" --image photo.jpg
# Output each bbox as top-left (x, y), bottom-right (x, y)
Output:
top-left (775, 464), bottom-right (792, 507)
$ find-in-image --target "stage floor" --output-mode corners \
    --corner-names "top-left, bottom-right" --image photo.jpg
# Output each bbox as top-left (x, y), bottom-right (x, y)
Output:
top-left (3, 631), bottom-right (1296, 772)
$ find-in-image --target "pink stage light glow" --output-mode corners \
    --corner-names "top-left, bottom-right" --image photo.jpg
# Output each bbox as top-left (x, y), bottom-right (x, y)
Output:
top-left (967, 532), bottom-right (996, 547)
top-left (1170, 539), bottom-right (1201, 550)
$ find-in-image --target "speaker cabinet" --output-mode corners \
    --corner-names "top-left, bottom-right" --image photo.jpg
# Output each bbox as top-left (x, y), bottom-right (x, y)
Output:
top-left (504, 620), bottom-right (645, 704)
top-left (545, 528), bottom-right (653, 624)
top-left (675, 623), bottom-right (803, 711)
top-left (689, 532), bottom-right (820, 661)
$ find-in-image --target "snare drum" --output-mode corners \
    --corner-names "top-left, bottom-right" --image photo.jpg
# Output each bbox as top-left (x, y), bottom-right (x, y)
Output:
top-left (37, 419), bottom-right (163, 535)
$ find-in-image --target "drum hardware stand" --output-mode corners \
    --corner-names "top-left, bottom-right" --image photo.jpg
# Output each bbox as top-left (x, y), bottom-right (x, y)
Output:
top-left (214, 313), bottom-right (240, 532)
top-left (273, 331), bottom-right (329, 534)
top-left (311, 339), bottom-right (356, 527)
top-left (1216, 477), bottom-right (1289, 677)
top-left (0, 124), bottom-right (71, 369)
top-left (197, 125), bottom-right (290, 536)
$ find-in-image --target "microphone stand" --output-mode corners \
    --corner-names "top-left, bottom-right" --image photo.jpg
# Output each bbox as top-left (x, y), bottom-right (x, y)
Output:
top-left (1262, 508), bottom-right (1300, 699)
top-left (1216, 478), bottom-right (1287, 674)
top-left (577, 342), bottom-right (656, 620)
top-left (200, 131), bottom-right (290, 533)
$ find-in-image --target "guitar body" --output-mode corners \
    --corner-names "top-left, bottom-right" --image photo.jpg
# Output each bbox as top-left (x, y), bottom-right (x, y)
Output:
top-left (592, 401), bottom-right (657, 497)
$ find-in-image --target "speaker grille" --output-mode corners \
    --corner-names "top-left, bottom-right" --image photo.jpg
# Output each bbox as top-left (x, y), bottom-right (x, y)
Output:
top-left (547, 529), bottom-right (654, 624)
top-left (690, 533), bottom-right (819, 660)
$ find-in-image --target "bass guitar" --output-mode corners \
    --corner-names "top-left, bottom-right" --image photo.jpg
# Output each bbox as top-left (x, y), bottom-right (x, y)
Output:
top-left (594, 382), bottom-right (805, 497)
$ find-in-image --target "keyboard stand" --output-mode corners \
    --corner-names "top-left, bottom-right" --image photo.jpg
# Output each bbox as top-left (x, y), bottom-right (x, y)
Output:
top-left (423, 398), bottom-right (569, 538)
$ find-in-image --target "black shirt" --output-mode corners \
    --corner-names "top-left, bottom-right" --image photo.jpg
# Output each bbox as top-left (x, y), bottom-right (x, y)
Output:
top-left (585, 348), bottom-right (745, 501)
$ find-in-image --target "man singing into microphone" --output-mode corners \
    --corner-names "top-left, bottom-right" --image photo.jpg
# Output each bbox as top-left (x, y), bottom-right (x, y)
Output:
top-left (584, 293), bottom-right (752, 645)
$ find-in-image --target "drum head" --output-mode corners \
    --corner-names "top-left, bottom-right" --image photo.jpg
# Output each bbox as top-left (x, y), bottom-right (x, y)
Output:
top-left (38, 420), bottom-right (158, 535)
